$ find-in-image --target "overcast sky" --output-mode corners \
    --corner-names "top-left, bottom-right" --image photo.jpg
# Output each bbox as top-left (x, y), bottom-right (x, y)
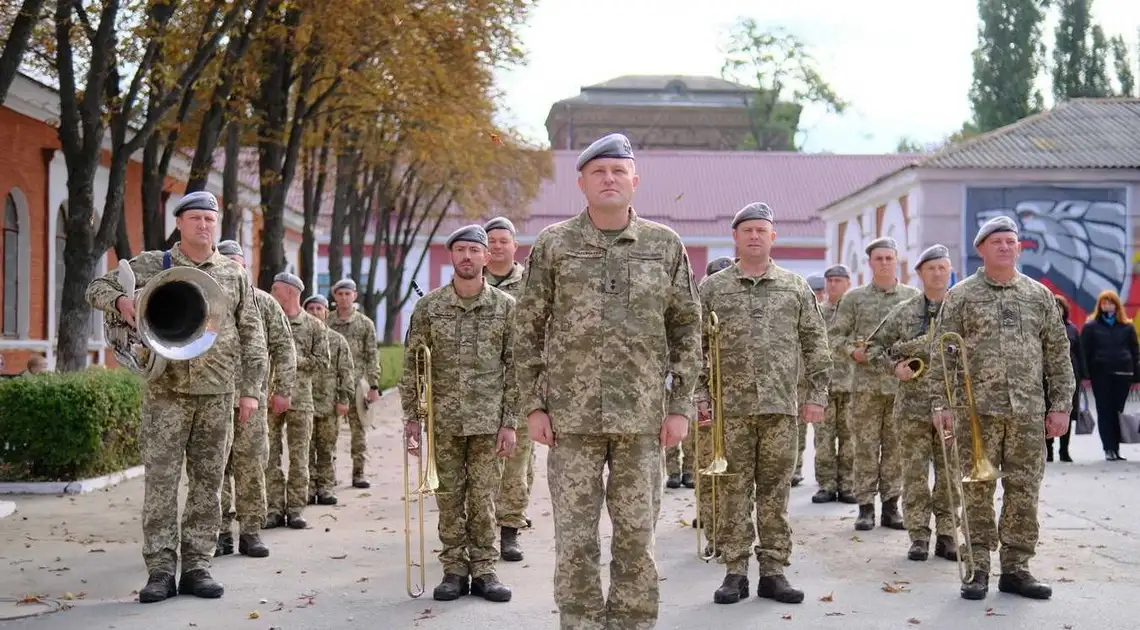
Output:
top-left (493, 0), bottom-right (1140, 153)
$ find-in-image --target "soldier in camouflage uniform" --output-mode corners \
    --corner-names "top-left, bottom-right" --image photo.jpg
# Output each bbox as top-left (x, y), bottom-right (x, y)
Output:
top-left (484, 216), bottom-right (533, 563)
top-left (215, 241), bottom-right (297, 560)
top-left (928, 216), bottom-right (1074, 601)
top-left (790, 273), bottom-right (827, 487)
top-left (85, 192), bottom-right (267, 602)
top-left (812, 264), bottom-right (856, 504)
top-left (865, 245), bottom-right (958, 563)
top-left (830, 237), bottom-right (919, 530)
top-left (513, 133), bottom-right (703, 630)
top-left (400, 225), bottom-right (518, 603)
top-left (264, 273), bottom-right (330, 530)
top-left (303, 294), bottom-right (355, 505)
top-left (699, 203), bottom-right (830, 606)
top-left (328, 278), bottom-right (381, 488)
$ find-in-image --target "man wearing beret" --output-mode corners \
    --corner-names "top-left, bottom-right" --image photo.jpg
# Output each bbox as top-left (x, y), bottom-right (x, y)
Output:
top-left (264, 272), bottom-right (330, 530)
top-left (85, 192), bottom-right (268, 602)
top-left (927, 216), bottom-right (1074, 601)
top-left (864, 244), bottom-right (958, 563)
top-left (697, 202), bottom-right (830, 606)
top-left (215, 241), bottom-right (297, 560)
top-left (303, 294), bottom-right (355, 506)
top-left (483, 216), bottom-right (533, 563)
top-left (327, 278), bottom-right (381, 489)
top-left (830, 237), bottom-right (920, 531)
top-left (401, 224), bottom-right (518, 603)
top-left (513, 132), bottom-right (703, 627)
top-left (812, 264), bottom-right (856, 504)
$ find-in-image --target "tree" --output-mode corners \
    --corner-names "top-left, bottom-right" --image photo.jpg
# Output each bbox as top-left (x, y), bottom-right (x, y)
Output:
top-left (894, 137), bottom-right (928, 153)
top-left (0, 0), bottom-right (47, 104)
top-left (969, 0), bottom-right (1050, 133)
top-left (1051, 0), bottom-right (1093, 101)
top-left (1110, 34), bottom-right (1136, 95)
top-left (720, 19), bottom-right (848, 151)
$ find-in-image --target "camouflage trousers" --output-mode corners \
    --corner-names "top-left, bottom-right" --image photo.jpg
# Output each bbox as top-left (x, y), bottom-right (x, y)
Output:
top-left (898, 410), bottom-right (954, 543)
top-left (814, 392), bottom-right (854, 493)
top-left (664, 429), bottom-right (695, 476)
top-left (221, 404), bottom-right (269, 535)
top-left (435, 433), bottom-right (503, 577)
top-left (496, 427), bottom-right (534, 529)
top-left (345, 401), bottom-right (369, 476)
top-left (959, 414), bottom-right (1045, 573)
top-left (266, 409), bottom-right (313, 517)
top-left (548, 433), bottom-right (662, 630)
top-left (719, 415), bottom-right (797, 576)
top-left (850, 392), bottom-right (903, 505)
top-left (690, 424), bottom-right (721, 551)
top-left (139, 389), bottom-right (234, 575)
top-left (793, 415), bottom-right (807, 476)
top-left (309, 413), bottom-right (340, 496)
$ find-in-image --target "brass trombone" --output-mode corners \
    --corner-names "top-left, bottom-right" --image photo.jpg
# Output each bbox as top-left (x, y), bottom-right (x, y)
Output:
top-left (935, 331), bottom-right (1001, 585)
top-left (694, 311), bottom-right (732, 562)
top-left (404, 344), bottom-right (441, 598)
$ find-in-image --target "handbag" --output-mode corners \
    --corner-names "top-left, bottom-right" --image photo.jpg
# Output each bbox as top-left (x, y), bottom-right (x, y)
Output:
top-left (1075, 390), bottom-right (1096, 435)
top-left (1119, 411), bottom-right (1140, 444)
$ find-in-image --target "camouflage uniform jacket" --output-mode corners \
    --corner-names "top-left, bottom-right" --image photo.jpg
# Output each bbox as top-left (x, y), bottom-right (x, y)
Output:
top-left (866, 292), bottom-right (943, 416)
top-left (85, 245), bottom-right (267, 398)
top-left (830, 281), bottom-right (921, 396)
top-left (328, 309), bottom-right (380, 390)
top-left (487, 261), bottom-right (525, 298)
top-left (253, 288), bottom-right (297, 406)
top-left (926, 268), bottom-right (1075, 416)
top-left (313, 327), bottom-right (355, 416)
top-left (284, 310), bottom-right (330, 413)
top-left (699, 262), bottom-right (831, 417)
top-left (399, 281), bottom-right (518, 435)
top-left (820, 300), bottom-right (853, 393)
top-left (513, 208), bottom-right (703, 434)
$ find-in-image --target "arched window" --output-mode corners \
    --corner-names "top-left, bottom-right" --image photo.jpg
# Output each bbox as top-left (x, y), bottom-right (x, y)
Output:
top-left (55, 205), bottom-right (67, 323)
top-left (3, 194), bottom-right (18, 337)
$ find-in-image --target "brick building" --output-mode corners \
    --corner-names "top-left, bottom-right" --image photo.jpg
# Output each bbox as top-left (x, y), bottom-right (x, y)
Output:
top-left (0, 73), bottom-right (306, 374)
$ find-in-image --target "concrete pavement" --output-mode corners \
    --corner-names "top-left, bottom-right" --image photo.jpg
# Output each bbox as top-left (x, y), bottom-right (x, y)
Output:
top-left (0, 394), bottom-right (1137, 629)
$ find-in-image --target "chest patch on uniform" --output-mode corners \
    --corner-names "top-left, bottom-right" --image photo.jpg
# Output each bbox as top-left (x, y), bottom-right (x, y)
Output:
top-left (1000, 304), bottom-right (1018, 328)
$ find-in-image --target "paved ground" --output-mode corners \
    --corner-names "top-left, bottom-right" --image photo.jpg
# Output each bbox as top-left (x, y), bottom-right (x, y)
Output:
top-left (1, 394), bottom-right (1138, 629)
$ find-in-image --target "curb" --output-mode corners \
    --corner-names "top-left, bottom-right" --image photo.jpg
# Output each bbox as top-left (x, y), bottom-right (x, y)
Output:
top-left (0, 500), bottom-right (14, 519)
top-left (0, 465), bottom-right (145, 496)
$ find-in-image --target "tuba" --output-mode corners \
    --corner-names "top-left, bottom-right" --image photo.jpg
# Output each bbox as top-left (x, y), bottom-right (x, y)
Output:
top-left (404, 344), bottom-right (441, 598)
top-left (104, 259), bottom-right (226, 381)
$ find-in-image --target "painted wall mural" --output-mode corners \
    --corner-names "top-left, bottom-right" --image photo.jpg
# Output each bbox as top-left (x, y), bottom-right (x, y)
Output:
top-left (964, 186), bottom-right (1132, 323)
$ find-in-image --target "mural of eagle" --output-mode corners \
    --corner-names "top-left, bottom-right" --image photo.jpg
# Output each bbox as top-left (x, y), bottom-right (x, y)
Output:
top-left (973, 200), bottom-right (1130, 314)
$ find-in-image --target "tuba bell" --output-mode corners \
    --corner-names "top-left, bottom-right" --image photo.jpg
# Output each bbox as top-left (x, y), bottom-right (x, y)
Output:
top-left (104, 259), bottom-right (226, 381)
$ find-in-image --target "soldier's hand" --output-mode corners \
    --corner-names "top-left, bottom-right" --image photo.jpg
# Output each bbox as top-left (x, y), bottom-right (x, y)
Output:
top-left (1044, 411), bottom-right (1070, 439)
top-left (335, 403), bottom-right (349, 416)
top-left (237, 396), bottom-right (258, 423)
top-left (894, 361), bottom-right (915, 381)
top-left (801, 403), bottom-right (825, 424)
top-left (851, 347), bottom-right (868, 363)
top-left (496, 427), bottom-right (517, 458)
top-left (271, 394), bottom-right (291, 415)
top-left (368, 388), bottom-right (380, 403)
top-left (116, 295), bottom-right (137, 328)
top-left (660, 414), bottom-right (689, 448)
top-left (527, 410), bottom-right (555, 447)
top-left (932, 407), bottom-right (954, 438)
top-left (697, 400), bottom-right (712, 428)
top-left (405, 421), bottom-right (421, 456)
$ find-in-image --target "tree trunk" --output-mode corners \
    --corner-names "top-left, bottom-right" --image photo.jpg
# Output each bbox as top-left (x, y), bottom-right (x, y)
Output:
top-left (56, 169), bottom-right (100, 373)
top-left (140, 131), bottom-right (168, 251)
top-left (220, 121), bottom-right (241, 241)
top-left (0, 0), bottom-right (47, 105)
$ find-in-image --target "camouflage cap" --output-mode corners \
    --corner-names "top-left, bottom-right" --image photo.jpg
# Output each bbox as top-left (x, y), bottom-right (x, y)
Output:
top-left (446, 224), bottom-right (488, 249)
top-left (174, 191), bottom-right (219, 216)
top-left (332, 278), bottom-right (357, 293)
top-left (973, 216), bottom-right (1018, 248)
top-left (806, 273), bottom-right (826, 291)
top-left (483, 216), bottom-right (517, 235)
top-left (915, 243), bottom-right (951, 270)
top-left (216, 240), bottom-right (243, 257)
top-left (706, 256), bottom-right (735, 276)
top-left (575, 133), bottom-right (635, 171)
top-left (864, 236), bottom-right (898, 256)
top-left (824, 264), bottom-right (850, 279)
top-left (303, 294), bottom-right (328, 309)
top-left (273, 272), bottom-right (304, 292)
top-left (731, 202), bottom-right (774, 229)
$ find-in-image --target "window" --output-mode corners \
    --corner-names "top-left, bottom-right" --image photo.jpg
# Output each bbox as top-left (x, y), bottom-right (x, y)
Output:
top-left (317, 273), bottom-right (330, 295)
top-left (3, 194), bottom-right (18, 337)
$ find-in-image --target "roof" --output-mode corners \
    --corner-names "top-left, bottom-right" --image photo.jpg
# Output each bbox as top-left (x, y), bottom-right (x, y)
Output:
top-left (551, 75), bottom-right (756, 110)
top-left (439, 150), bottom-right (919, 240)
top-left (583, 75), bottom-right (753, 93)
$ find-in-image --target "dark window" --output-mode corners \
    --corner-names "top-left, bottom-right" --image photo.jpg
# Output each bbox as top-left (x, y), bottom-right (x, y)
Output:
top-left (3, 194), bottom-right (18, 336)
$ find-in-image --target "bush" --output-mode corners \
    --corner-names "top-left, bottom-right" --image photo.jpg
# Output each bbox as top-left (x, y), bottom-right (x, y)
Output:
top-left (378, 345), bottom-right (404, 391)
top-left (0, 368), bottom-right (143, 482)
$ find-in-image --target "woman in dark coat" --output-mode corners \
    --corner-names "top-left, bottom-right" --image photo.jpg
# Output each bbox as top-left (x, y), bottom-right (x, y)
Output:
top-left (1079, 290), bottom-right (1140, 461)
top-left (1046, 295), bottom-right (1083, 462)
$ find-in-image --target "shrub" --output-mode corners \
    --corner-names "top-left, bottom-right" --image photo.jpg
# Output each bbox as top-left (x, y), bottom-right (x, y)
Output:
top-left (378, 345), bottom-right (404, 391)
top-left (0, 368), bottom-right (143, 482)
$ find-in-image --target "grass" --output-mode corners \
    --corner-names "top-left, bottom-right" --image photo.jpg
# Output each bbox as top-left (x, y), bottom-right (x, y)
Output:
top-left (378, 345), bottom-right (404, 391)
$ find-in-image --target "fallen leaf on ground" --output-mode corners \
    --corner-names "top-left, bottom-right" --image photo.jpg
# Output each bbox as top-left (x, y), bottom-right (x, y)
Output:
top-left (781, 613), bottom-right (792, 620)
top-left (825, 612), bottom-right (845, 617)
top-left (330, 554), bottom-right (347, 560)
top-left (416, 608), bottom-right (434, 620)
top-left (819, 592), bottom-right (834, 602)
top-left (882, 582), bottom-right (908, 593)
top-left (249, 611), bottom-right (260, 619)
top-left (908, 618), bottom-right (921, 624)
top-left (985, 608), bottom-right (1005, 617)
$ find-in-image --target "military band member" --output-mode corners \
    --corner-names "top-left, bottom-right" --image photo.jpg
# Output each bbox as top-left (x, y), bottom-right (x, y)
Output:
top-left (865, 245), bottom-right (957, 562)
top-left (700, 203), bottom-right (830, 606)
top-left (215, 241), bottom-right (297, 559)
top-left (327, 278), bottom-right (381, 488)
top-left (928, 216), bottom-right (1074, 601)
top-left (791, 273), bottom-right (827, 487)
top-left (830, 237), bottom-right (919, 530)
top-left (303, 294), bottom-right (355, 505)
top-left (265, 273), bottom-right (330, 530)
top-left (513, 133), bottom-right (703, 629)
top-left (85, 192), bottom-right (267, 602)
top-left (812, 264), bottom-right (856, 504)
top-left (401, 224), bottom-right (518, 603)
top-left (484, 216), bottom-right (533, 562)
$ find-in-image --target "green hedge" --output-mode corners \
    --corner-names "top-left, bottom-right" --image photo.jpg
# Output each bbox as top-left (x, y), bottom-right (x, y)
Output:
top-left (378, 345), bottom-right (404, 391)
top-left (0, 369), bottom-right (143, 482)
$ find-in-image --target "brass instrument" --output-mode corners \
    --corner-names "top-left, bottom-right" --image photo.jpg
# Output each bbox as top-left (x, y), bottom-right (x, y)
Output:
top-left (104, 260), bottom-right (225, 381)
top-left (694, 311), bottom-right (733, 562)
top-left (404, 344), bottom-right (441, 598)
top-left (890, 336), bottom-right (931, 379)
top-left (935, 331), bottom-right (1001, 585)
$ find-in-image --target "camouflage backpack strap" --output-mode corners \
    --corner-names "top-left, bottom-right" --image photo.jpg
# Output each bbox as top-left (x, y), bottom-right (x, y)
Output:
top-left (163, 250), bottom-right (172, 270)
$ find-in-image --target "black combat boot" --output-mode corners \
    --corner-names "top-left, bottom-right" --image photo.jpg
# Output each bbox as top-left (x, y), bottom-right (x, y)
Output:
top-left (907, 540), bottom-right (929, 561)
top-left (681, 472), bottom-right (695, 488)
top-left (524, 517), bottom-right (532, 529)
top-left (352, 468), bottom-right (371, 488)
top-left (757, 574), bottom-right (804, 604)
top-left (214, 532), bottom-right (234, 557)
top-left (854, 504), bottom-right (875, 531)
top-left (138, 572), bottom-right (176, 604)
top-left (960, 569), bottom-right (989, 600)
top-left (238, 533), bottom-right (270, 558)
top-left (666, 473), bottom-right (682, 489)
top-left (997, 571), bottom-right (1052, 599)
top-left (713, 574), bottom-right (749, 604)
top-left (471, 574), bottom-right (512, 602)
top-left (811, 489), bottom-right (837, 503)
top-left (500, 526), bottom-right (523, 562)
top-left (263, 513), bottom-right (286, 529)
top-left (934, 535), bottom-right (958, 561)
top-left (1046, 442), bottom-right (1054, 462)
top-left (838, 490), bottom-right (858, 504)
top-left (178, 569), bottom-right (224, 598)
top-left (432, 573), bottom-right (470, 601)
top-left (880, 496), bottom-right (904, 530)
top-left (316, 491), bottom-right (338, 505)
top-left (286, 511), bottom-right (308, 530)
top-left (791, 473), bottom-right (803, 487)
